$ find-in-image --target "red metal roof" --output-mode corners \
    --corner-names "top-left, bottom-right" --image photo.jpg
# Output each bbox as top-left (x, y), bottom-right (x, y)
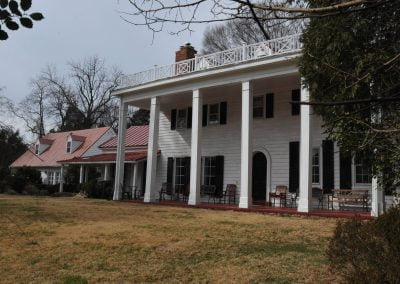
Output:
top-left (11, 127), bottom-right (111, 168)
top-left (38, 138), bottom-right (54, 145)
top-left (58, 150), bottom-right (160, 164)
top-left (100, 125), bottom-right (148, 149)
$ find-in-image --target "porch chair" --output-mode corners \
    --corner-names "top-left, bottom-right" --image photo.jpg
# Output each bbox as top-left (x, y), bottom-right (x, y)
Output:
top-left (269, 185), bottom-right (288, 207)
top-left (312, 187), bottom-right (324, 209)
top-left (200, 185), bottom-right (216, 203)
top-left (159, 183), bottom-right (173, 201)
top-left (121, 183), bottom-right (132, 200)
top-left (175, 184), bottom-right (190, 202)
top-left (222, 184), bottom-right (237, 205)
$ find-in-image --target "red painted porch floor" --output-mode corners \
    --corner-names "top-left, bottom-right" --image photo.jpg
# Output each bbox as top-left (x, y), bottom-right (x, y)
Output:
top-left (124, 200), bottom-right (373, 220)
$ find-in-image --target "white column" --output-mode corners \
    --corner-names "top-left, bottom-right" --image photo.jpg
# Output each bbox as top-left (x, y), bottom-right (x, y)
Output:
top-left (298, 84), bottom-right (313, 212)
top-left (84, 167), bottom-right (89, 182)
top-left (144, 97), bottom-right (160, 202)
top-left (79, 165), bottom-right (84, 184)
top-left (104, 164), bottom-right (110, 181)
top-left (132, 163), bottom-right (139, 188)
top-left (189, 89), bottom-right (203, 205)
top-left (239, 81), bottom-right (253, 208)
top-left (371, 176), bottom-right (385, 217)
top-left (113, 99), bottom-right (128, 200)
top-left (59, 165), bottom-right (64, 193)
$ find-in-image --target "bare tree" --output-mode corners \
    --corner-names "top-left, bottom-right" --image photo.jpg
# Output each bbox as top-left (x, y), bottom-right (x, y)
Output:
top-left (41, 56), bottom-right (123, 130)
top-left (202, 14), bottom-right (304, 54)
top-left (38, 65), bottom-right (70, 130)
top-left (8, 78), bottom-right (48, 138)
top-left (120, 0), bottom-right (387, 37)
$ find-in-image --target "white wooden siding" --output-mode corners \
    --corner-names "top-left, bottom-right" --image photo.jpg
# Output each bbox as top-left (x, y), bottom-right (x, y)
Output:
top-left (154, 77), bottom-right (337, 196)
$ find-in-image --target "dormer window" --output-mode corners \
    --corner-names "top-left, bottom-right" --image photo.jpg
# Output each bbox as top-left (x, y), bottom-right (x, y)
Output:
top-left (35, 144), bottom-right (39, 155)
top-left (66, 141), bottom-right (72, 153)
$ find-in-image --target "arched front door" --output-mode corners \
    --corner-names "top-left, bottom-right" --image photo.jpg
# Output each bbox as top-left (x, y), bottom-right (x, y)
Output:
top-left (252, 152), bottom-right (267, 202)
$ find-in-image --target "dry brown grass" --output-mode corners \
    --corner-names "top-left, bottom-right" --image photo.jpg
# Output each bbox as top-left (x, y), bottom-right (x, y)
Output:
top-left (0, 195), bottom-right (340, 283)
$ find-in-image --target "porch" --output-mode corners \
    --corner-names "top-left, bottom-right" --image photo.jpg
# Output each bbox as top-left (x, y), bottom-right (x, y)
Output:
top-left (125, 199), bottom-right (374, 220)
top-left (112, 35), bottom-right (386, 217)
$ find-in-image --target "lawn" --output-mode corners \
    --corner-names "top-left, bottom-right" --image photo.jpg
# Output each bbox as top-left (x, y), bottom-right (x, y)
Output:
top-left (0, 195), bottom-right (340, 283)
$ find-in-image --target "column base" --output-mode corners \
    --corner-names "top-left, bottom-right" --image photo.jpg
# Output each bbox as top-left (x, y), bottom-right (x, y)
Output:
top-left (188, 195), bottom-right (200, 206)
top-left (297, 198), bottom-right (310, 213)
top-left (239, 196), bottom-right (251, 208)
top-left (144, 194), bottom-right (156, 203)
top-left (371, 202), bottom-right (385, 217)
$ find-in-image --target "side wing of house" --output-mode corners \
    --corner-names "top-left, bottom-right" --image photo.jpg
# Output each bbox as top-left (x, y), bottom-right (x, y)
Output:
top-left (82, 128), bottom-right (116, 157)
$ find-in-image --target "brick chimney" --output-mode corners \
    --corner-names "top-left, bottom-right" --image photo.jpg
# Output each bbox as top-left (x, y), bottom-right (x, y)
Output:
top-left (175, 43), bottom-right (197, 62)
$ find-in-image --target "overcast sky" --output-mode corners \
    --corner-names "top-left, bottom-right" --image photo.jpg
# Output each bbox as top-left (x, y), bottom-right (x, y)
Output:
top-left (0, 0), bottom-right (207, 140)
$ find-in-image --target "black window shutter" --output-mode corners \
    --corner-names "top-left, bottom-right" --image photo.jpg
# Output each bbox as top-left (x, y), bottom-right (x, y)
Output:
top-left (171, 109), bottom-right (177, 130)
top-left (291, 89), bottom-right (300, 116)
top-left (187, 107), bottom-right (192, 129)
top-left (340, 150), bottom-right (352, 189)
top-left (184, 157), bottom-right (191, 185)
top-left (215, 156), bottom-right (224, 196)
top-left (202, 104), bottom-right (208, 127)
top-left (322, 140), bottom-right (334, 193)
top-left (167, 157), bottom-right (174, 184)
top-left (219, 102), bottom-right (227, 124)
top-left (289, 141), bottom-right (300, 193)
top-left (265, 93), bottom-right (274, 118)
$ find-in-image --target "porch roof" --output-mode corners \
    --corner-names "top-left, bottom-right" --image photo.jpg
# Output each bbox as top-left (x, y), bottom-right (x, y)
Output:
top-left (58, 150), bottom-right (160, 164)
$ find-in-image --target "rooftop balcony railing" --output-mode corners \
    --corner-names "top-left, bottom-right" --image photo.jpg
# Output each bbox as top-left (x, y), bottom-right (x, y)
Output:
top-left (120, 33), bottom-right (302, 89)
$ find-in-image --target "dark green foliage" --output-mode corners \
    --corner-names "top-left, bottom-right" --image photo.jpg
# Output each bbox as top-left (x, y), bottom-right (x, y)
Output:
top-left (64, 165), bottom-right (80, 185)
top-left (0, 127), bottom-right (26, 180)
top-left (6, 166), bottom-right (41, 193)
top-left (19, 16), bottom-right (32, 28)
top-left (327, 206), bottom-right (400, 283)
top-left (299, 0), bottom-right (400, 192)
top-left (0, 0), bottom-right (43, 41)
top-left (128, 109), bottom-right (150, 127)
top-left (83, 180), bottom-right (113, 199)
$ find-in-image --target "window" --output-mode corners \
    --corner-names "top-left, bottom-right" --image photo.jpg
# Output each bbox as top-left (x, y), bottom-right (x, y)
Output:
top-left (35, 144), bottom-right (39, 155)
top-left (355, 155), bottom-right (372, 184)
top-left (312, 148), bottom-right (320, 184)
top-left (202, 157), bottom-right (217, 186)
top-left (48, 172), bottom-right (54, 185)
top-left (177, 109), bottom-right (187, 129)
top-left (66, 141), bottom-right (72, 153)
top-left (253, 96), bottom-right (264, 118)
top-left (175, 158), bottom-right (187, 188)
top-left (55, 172), bottom-right (60, 184)
top-left (208, 103), bottom-right (220, 124)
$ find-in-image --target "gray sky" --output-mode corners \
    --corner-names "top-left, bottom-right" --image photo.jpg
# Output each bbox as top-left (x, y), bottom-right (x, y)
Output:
top-left (0, 0), bottom-right (207, 140)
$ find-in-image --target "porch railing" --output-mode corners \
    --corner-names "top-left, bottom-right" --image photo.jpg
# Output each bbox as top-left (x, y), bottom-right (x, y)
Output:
top-left (120, 33), bottom-right (302, 89)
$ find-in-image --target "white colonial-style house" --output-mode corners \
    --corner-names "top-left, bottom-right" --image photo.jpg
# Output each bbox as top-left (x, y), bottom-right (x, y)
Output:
top-left (111, 34), bottom-right (392, 217)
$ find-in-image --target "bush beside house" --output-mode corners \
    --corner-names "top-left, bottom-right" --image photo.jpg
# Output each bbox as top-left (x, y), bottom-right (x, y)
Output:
top-left (327, 206), bottom-right (400, 283)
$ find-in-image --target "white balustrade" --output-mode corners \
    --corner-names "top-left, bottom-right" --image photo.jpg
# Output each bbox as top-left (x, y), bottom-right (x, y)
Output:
top-left (120, 34), bottom-right (302, 88)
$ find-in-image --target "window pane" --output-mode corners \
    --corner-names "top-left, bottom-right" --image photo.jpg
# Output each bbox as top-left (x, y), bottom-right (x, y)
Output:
top-left (177, 109), bottom-right (187, 128)
top-left (355, 154), bottom-right (372, 184)
top-left (312, 149), bottom-right (320, 184)
top-left (202, 156), bottom-right (217, 186)
top-left (209, 104), bottom-right (219, 124)
top-left (253, 96), bottom-right (263, 118)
